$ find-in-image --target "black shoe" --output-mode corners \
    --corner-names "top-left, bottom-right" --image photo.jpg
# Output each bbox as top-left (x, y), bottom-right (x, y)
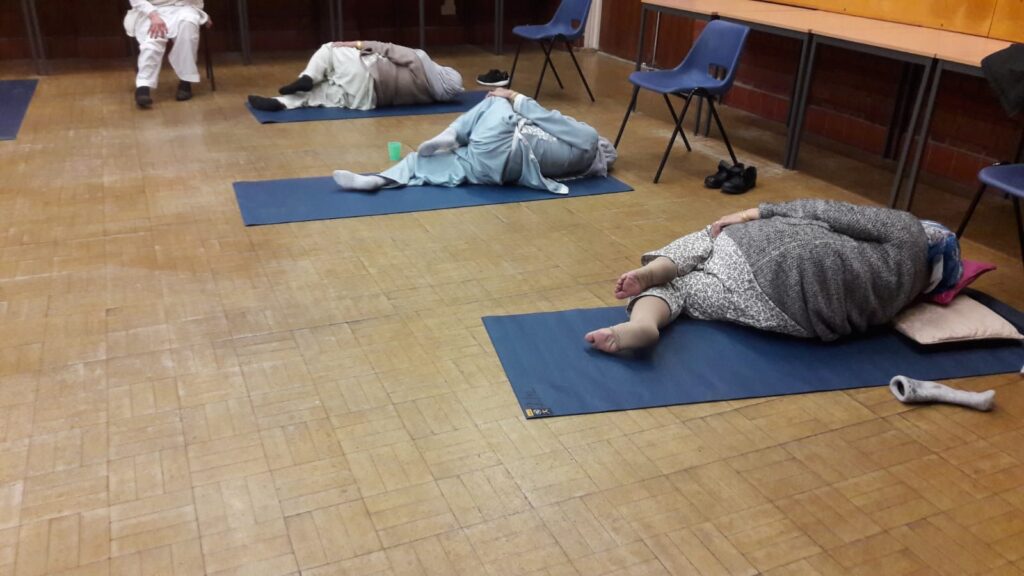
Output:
top-left (477, 69), bottom-right (510, 87)
top-left (175, 80), bottom-right (192, 101)
top-left (722, 166), bottom-right (757, 195)
top-left (248, 95), bottom-right (286, 112)
top-left (279, 74), bottom-right (314, 95)
top-left (704, 160), bottom-right (744, 189)
top-left (135, 86), bottom-right (153, 109)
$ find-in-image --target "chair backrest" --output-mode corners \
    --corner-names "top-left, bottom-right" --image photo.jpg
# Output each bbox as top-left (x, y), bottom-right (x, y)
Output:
top-left (677, 20), bottom-right (750, 89)
top-left (549, 0), bottom-right (593, 36)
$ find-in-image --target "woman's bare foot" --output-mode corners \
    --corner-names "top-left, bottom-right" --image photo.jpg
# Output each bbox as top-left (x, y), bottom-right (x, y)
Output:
top-left (585, 322), bottom-right (659, 353)
top-left (614, 267), bottom-right (654, 299)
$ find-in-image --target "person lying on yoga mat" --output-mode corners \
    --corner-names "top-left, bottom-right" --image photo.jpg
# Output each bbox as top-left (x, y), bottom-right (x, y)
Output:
top-left (247, 41), bottom-right (464, 112)
top-left (332, 88), bottom-right (617, 194)
top-left (586, 199), bottom-right (963, 352)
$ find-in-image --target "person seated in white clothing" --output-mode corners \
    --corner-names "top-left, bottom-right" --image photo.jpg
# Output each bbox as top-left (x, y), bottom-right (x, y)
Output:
top-left (124, 0), bottom-right (213, 108)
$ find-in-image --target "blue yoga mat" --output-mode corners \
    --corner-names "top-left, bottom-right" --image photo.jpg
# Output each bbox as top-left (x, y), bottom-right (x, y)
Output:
top-left (483, 291), bottom-right (1024, 418)
top-left (233, 175), bottom-right (633, 225)
top-left (246, 90), bottom-right (488, 124)
top-left (0, 79), bottom-right (38, 141)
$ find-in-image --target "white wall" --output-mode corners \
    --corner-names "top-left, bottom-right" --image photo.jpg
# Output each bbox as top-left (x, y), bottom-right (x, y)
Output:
top-left (584, 0), bottom-right (603, 49)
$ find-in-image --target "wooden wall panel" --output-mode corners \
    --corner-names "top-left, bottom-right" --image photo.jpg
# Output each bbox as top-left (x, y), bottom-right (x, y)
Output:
top-left (0, 0), bottom-right (556, 62)
top-left (0, 0), bottom-right (32, 59)
top-left (599, 0), bottom-right (692, 67)
top-left (988, 0), bottom-right (1024, 41)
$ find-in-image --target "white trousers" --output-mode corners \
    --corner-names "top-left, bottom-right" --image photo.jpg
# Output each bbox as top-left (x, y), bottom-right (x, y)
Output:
top-left (275, 44), bottom-right (376, 110)
top-left (134, 6), bottom-right (203, 88)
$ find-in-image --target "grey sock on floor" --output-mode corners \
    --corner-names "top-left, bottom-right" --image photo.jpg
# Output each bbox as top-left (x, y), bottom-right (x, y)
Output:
top-left (889, 375), bottom-right (995, 411)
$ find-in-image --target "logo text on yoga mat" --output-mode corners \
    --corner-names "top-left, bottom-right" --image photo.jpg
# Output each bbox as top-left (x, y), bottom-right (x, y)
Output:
top-left (524, 407), bottom-right (552, 417)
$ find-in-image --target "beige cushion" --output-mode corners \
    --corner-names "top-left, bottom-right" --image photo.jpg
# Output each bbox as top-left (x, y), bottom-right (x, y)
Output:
top-left (894, 295), bottom-right (1024, 345)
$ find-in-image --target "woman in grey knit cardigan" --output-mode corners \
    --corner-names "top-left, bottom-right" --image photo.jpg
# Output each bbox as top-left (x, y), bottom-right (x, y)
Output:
top-left (585, 199), bottom-right (931, 352)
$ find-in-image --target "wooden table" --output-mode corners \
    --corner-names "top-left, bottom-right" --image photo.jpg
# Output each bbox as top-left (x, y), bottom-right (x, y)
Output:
top-left (640, 0), bottom-right (1015, 212)
top-left (786, 11), bottom-right (942, 207)
top-left (897, 31), bottom-right (1017, 211)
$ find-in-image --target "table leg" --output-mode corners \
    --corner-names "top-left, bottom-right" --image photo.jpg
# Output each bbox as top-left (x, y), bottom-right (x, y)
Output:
top-left (633, 6), bottom-right (649, 112)
top-left (419, 0), bottom-right (426, 49)
top-left (782, 34), bottom-right (810, 169)
top-left (635, 6), bottom-right (648, 71)
top-left (786, 34), bottom-right (818, 170)
top-left (902, 60), bottom-right (943, 212)
top-left (238, 0), bottom-right (251, 64)
top-left (494, 0), bottom-right (504, 55)
top-left (20, 0), bottom-right (45, 75)
top-left (1014, 127), bottom-right (1024, 164)
top-left (887, 57), bottom-right (934, 210)
top-left (884, 63), bottom-right (911, 160)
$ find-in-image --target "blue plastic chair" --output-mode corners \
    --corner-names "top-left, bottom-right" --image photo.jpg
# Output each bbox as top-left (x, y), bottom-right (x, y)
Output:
top-left (615, 20), bottom-right (750, 183)
top-left (957, 163), bottom-right (1024, 265)
top-left (508, 0), bottom-right (595, 102)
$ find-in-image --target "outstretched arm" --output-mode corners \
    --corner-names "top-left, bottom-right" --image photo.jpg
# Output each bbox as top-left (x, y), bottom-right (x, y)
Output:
top-left (710, 207), bottom-right (760, 238)
top-left (358, 41), bottom-right (419, 66)
top-left (487, 88), bottom-right (599, 151)
top-left (759, 199), bottom-right (921, 244)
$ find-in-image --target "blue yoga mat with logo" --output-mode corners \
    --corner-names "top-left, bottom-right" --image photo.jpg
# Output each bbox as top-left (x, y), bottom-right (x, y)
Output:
top-left (0, 79), bottom-right (38, 140)
top-left (233, 175), bottom-right (633, 225)
top-left (483, 291), bottom-right (1024, 418)
top-left (246, 90), bottom-right (488, 124)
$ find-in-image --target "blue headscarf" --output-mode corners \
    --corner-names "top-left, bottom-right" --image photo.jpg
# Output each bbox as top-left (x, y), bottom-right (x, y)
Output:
top-left (920, 220), bottom-right (963, 294)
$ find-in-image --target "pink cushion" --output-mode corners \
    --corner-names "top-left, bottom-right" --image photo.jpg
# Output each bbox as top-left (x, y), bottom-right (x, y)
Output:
top-left (926, 259), bottom-right (997, 305)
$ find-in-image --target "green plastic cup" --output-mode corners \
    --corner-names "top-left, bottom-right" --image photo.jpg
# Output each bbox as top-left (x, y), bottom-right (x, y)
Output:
top-left (387, 141), bottom-right (402, 161)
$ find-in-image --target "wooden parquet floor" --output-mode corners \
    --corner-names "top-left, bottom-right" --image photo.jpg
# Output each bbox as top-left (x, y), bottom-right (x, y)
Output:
top-left (0, 46), bottom-right (1022, 575)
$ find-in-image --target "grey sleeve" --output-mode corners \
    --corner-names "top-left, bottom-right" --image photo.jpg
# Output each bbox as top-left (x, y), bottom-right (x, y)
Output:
top-left (759, 199), bottom-right (922, 244)
top-left (361, 42), bottom-right (418, 66)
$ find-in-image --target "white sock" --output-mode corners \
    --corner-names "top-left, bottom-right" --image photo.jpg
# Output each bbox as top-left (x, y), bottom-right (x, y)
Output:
top-left (333, 170), bottom-right (386, 191)
top-left (417, 127), bottom-right (458, 156)
top-left (889, 376), bottom-right (995, 411)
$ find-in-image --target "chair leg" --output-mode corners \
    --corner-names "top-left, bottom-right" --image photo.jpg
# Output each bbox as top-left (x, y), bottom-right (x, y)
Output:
top-left (564, 40), bottom-right (594, 102)
top-left (534, 40), bottom-right (565, 99)
top-left (615, 85), bottom-right (640, 147)
top-left (533, 41), bottom-right (551, 99)
top-left (545, 41), bottom-right (566, 88)
top-left (203, 28), bottom-right (216, 91)
top-left (654, 93), bottom-right (695, 184)
top-left (706, 97), bottom-right (738, 166)
top-left (1013, 196), bottom-right (1023, 268)
top-left (508, 39), bottom-right (523, 87)
top-left (956, 183), bottom-right (987, 237)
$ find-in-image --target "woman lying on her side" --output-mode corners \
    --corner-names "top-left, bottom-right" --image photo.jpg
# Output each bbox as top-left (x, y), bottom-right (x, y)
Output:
top-left (586, 199), bottom-right (962, 352)
top-left (248, 40), bottom-right (464, 112)
top-left (331, 88), bottom-right (617, 195)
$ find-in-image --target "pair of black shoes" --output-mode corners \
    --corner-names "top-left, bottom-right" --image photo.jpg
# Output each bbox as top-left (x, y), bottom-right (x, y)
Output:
top-left (704, 160), bottom-right (757, 194)
top-left (134, 81), bottom-right (192, 109)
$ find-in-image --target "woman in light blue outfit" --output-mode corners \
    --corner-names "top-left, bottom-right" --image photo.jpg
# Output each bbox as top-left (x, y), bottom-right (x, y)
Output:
top-left (333, 88), bottom-right (617, 194)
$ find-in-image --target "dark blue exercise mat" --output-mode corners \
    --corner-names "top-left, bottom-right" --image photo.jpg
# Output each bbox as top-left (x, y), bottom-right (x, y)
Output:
top-left (246, 90), bottom-right (489, 123)
top-left (483, 292), bottom-right (1024, 419)
top-left (233, 175), bottom-right (633, 225)
top-left (0, 79), bottom-right (38, 141)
